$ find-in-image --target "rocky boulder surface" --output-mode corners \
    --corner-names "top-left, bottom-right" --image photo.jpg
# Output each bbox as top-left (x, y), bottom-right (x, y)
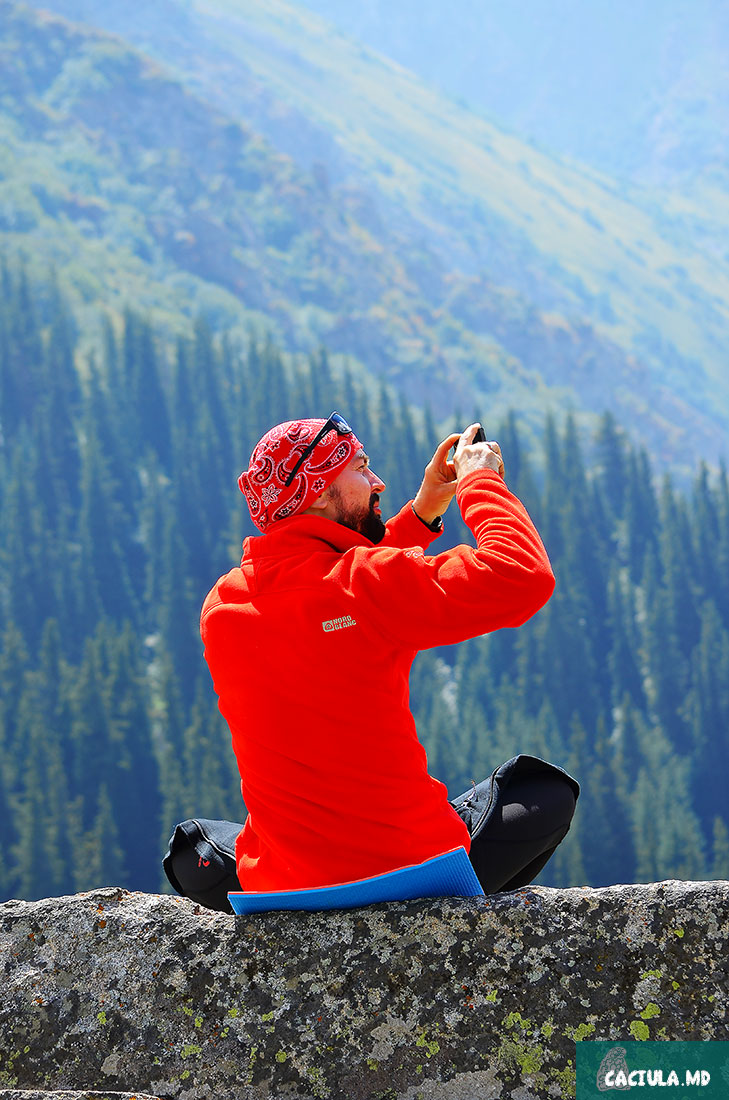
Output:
top-left (1, 882), bottom-right (728, 1099)
top-left (0, 1094), bottom-right (158, 1099)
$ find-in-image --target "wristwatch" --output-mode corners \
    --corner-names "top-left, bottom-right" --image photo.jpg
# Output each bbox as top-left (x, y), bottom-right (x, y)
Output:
top-left (411, 505), bottom-right (444, 533)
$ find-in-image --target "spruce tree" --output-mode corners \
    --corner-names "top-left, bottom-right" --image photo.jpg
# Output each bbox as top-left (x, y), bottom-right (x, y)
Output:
top-left (594, 410), bottom-right (627, 519)
top-left (710, 818), bottom-right (729, 880)
top-left (685, 602), bottom-right (729, 831)
top-left (606, 564), bottom-right (645, 711)
top-left (103, 622), bottom-right (162, 891)
top-left (1, 436), bottom-right (47, 649)
top-left (624, 447), bottom-right (659, 584)
top-left (77, 410), bottom-right (138, 626)
top-left (11, 682), bottom-right (70, 899)
top-left (641, 546), bottom-right (688, 749)
top-left (0, 621), bottom-right (29, 762)
top-left (578, 716), bottom-right (634, 885)
top-left (73, 784), bottom-right (127, 892)
top-left (715, 462), bottom-right (729, 628)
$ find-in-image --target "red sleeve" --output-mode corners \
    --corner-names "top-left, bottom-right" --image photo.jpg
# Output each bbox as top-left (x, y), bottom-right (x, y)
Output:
top-left (380, 500), bottom-right (443, 551)
top-left (327, 470), bottom-right (555, 650)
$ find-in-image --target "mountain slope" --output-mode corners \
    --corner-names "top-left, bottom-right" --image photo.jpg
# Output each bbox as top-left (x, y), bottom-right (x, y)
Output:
top-left (294, 0), bottom-right (729, 191)
top-left (0, 0), bottom-right (494, 412)
top-left (5, 0), bottom-right (729, 464)
top-left (185, 0), bottom-right (729, 389)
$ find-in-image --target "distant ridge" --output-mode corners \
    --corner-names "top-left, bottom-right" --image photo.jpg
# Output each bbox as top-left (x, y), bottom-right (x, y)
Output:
top-left (4, 0), bottom-right (729, 465)
top-left (294, 0), bottom-right (729, 192)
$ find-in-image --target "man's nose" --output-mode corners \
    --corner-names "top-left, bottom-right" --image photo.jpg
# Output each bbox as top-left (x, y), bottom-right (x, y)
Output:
top-left (368, 468), bottom-right (386, 493)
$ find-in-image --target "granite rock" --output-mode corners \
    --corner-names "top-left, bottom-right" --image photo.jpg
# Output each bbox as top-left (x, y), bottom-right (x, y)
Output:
top-left (0, 1093), bottom-right (161, 1099)
top-left (1, 882), bottom-right (728, 1099)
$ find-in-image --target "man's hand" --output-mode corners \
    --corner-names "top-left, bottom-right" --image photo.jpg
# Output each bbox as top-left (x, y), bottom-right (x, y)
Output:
top-left (454, 424), bottom-right (505, 480)
top-left (412, 424), bottom-right (504, 526)
top-left (411, 431), bottom-right (461, 525)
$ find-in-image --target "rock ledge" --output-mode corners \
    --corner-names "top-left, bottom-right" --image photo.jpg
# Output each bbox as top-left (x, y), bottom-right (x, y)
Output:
top-left (1, 882), bottom-right (728, 1099)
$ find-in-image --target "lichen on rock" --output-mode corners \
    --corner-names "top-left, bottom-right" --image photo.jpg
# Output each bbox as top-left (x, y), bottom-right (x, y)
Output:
top-left (1, 881), bottom-right (728, 1099)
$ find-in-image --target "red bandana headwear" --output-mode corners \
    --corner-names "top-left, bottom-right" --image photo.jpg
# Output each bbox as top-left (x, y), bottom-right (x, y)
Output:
top-left (238, 418), bottom-right (362, 532)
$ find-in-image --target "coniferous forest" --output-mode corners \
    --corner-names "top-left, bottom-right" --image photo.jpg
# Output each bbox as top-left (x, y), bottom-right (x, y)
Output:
top-left (1, 263), bottom-right (728, 902)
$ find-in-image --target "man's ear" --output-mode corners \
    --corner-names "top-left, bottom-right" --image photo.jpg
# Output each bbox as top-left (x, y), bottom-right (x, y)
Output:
top-left (302, 486), bottom-right (331, 514)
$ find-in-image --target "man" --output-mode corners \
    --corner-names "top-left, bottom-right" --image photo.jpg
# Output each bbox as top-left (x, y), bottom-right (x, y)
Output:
top-left (190, 414), bottom-right (577, 904)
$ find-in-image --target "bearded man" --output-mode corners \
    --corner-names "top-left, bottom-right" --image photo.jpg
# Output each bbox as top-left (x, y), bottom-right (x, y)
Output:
top-left (165, 413), bottom-right (578, 910)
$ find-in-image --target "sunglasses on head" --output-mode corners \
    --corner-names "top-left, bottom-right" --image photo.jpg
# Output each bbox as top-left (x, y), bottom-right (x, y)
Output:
top-left (283, 412), bottom-right (353, 487)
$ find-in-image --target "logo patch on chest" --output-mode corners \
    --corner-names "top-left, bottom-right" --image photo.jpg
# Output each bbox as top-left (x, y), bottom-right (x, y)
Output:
top-left (322, 615), bottom-right (357, 632)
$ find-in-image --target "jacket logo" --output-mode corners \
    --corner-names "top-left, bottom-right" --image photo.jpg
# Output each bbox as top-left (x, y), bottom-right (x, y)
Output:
top-left (322, 615), bottom-right (357, 632)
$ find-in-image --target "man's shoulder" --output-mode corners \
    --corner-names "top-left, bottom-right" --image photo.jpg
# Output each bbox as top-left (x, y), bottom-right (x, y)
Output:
top-left (201, 563), bottom-right (254, 620)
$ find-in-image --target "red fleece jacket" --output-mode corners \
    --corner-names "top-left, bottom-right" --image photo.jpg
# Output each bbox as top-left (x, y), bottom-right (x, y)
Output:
top-left (200, 469), bottom-right (555, 892)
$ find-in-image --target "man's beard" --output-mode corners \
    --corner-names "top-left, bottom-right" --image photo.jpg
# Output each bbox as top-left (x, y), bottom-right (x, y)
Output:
top-left (330, 488), bottom-right (386, 544)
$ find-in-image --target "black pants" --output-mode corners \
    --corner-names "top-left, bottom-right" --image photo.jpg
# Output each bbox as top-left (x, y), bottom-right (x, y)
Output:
top-left (449, 755), bottom-right (579, 894)
top-left (164, 756), bottom-right (579, 911)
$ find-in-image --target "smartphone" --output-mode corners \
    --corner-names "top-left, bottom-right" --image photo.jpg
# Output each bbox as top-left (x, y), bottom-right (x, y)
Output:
top-left (452, 425), bottom-right (486, 454)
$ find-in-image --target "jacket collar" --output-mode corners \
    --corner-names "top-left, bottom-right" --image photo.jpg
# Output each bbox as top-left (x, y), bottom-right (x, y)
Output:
top-left (242, 515), bottom-right (373, 563)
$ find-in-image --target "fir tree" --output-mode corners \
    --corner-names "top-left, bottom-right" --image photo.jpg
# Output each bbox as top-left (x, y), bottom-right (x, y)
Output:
top-left (72, 784), bottom-right (127, 892)
top-left (594, 410), bottom-right (627, 519)
top-left (684, 602), bottom-right (729, 831)
top-left (710, 818), bottom-right (729, 880)
top-left (11, 681), bottom-right (71, 899)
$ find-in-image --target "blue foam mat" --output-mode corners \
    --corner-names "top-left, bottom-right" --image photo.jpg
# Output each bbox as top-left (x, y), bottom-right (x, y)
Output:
top-left (228, 846), bottom-right (484, 914)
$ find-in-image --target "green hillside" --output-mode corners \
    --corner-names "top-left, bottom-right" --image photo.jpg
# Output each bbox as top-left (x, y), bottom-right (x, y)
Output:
top-left (5, 0), bottom-right (729, 466)
top-left (189, 0), bottom-right (729, 397)
top-left (295, 0), bottom-right (729, 191)
top-left (0, 1), bottom-right (558, 417)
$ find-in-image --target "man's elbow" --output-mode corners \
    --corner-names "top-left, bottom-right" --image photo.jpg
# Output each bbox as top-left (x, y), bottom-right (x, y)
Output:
top-left (512, 566), bottom-right (555, 627)
top-left (538, 566), bottom-right (556, 607)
